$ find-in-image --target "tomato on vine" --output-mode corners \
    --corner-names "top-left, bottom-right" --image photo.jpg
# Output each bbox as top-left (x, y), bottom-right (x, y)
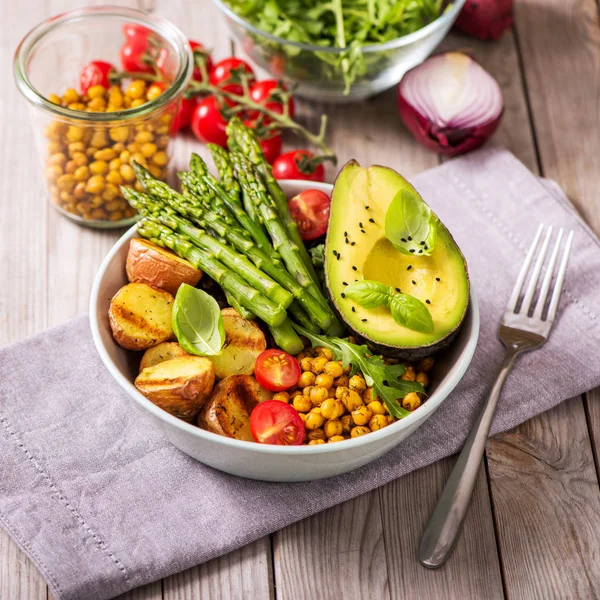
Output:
top-left (79, 61), bottom-right (115, 94)
top-left (273, 150), bottom-right (326, 183)
top-left (248, 80), bottom-right (294, 120)
top-left (120, 33), bottom-right (154, 73)
top-left (209, 57), bottom-right (255, 95)
top-left (243, 119), bottom-right (282, 164)
top-left (191, 96), bottom-right (229, 146)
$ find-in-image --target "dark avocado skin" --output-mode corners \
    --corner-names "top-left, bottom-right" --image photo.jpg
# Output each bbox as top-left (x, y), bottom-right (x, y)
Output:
top-left (326, 161), bottom-right (470, 360)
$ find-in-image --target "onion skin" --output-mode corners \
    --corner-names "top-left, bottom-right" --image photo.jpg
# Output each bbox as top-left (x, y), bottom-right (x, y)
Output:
top-left (397, 93), bottom-right (503, 155)
top-left (454, 0), bottom-right (514, 41)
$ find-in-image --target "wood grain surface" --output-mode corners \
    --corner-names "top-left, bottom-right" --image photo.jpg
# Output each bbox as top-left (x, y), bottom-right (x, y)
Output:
top-left (2, 0), bottom-right (600, 598)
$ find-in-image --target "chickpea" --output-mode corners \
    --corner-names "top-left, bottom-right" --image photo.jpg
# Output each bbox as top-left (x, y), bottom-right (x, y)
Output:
top-left (57, 174), bottom-right (76, 192)
top-left (297, 412), bottom-right (307, 425)
top-left (146, 84), bottom-right (164, 102)
top-left (343, 364), bottom-right (352, 375)
top-left (106, 170), bottom-right (124, 186)
top-left (86, 146), bottom-right (97, 158)
top-left (90, 208), bottom-right (107, 220)
top-left (63, 88), bottom-right (80, 104)
top-left (292, 394), bottom-right (312, 413)
top-left (315, 373), bottom-right (333, 390)
top-left (311, 356), bottom-right (328, 374)
top-left (74, 182), bottom-right (87, 200)
top-left (90, 131), bottom-right (108, 148)
top-left (402, 392), bottom-right (421, 411)
top-left (156, 125), bottom-right (170, 135)
top-left (89, 160), bottom-right (108, 175)
top-left (59, 190), bottom-right (75, 203)
top-left (134, 180), bottom-right (144, 192)
top-left (74, 166), bottom-right (90, 182)
top-left (298, 371), bottom-right (315, 388)
top-left (340, 414), bottom-right (353, 433)
top-left (335, 386), bottom-right (350, 400)
top-left (71, 152), bottom-right (88, 167)
top-left (130, 98), bottom-right (145, 108)
top-left (307, 428), bottom-right (325, 441)
top-left (66, 126), bottom-right (84, 142)
top-left (305, 408), bottom-right (324, 430)
top-left (94, 148), bottom-right (117, 162)
top-left (90, 194), bottom-right (104, 208)
top-left (315, 347), bottom-right (334, 361)
top-left (131, 152), bottom-right (147, 167)
top-left (349, 374), bottom-right (366, 394)
top-left (328, 435), bottom-right (345, 443)
top-left (334, 374), bottom-right (349, 388)
top-left (308, 439), bottom-right (325, 446)
top-left (75, 201), bottom-right (91, 215)
top-left (47, 141), bottom-right (63, 154)
top-left (401, 365), bottom-right (416, 381)
top-left (87, 85), bottom-right (106, 99)
top-left (160, 112), bottom-right (173, 125)
top-left (272, 392), bottom-right (289, 403)
top-left (45, 165), bottom-right (63, 182)
top-left (87, 97), bottom-right (107, 111)
top-left (370, 414), bottom-right (391, 431)
top-left (416, 372), bottom-right (429, 387)
top-left (120, 164), bottom-right (136, 182)
top-left (85, 175), bottom-right (105, 194)
top-left (135, 130), bottom-right (154, 144)
top-left (351, 405), bottom-right (373, 426)
top-left (126, 79), bottom-right (146, 99)
top-left (418, 357), bottom-right (435, 372)
top-left (147, 164), bottom-right (163, 179)
top-left (48, 153), bottom-right (67, 167)
top-left (362, 388), bottom-right (377, 404)
top-left (351, 426), bottom-right (371, 438)
top-left (320, 398), bottom-right (344, 420)
top-left (64, 160), bottom-right (77, 174)
top-left (324, 361), bottom-right (344, 379)
top-left (299, 357), bottom-right (313, 372)
top-left (327, 388), bottom-right (336, 398)
top-left (109, 158), bottom-right (122, 171)
top-left (119, 150), bottom-right (132, 163)
top-left (324, 419), bottom-right (343, 439)
top-left (156, 134), bottom-right (170, 148)
top-left (112, 142), bottom-right (126, 153)
top-left (338, 388), bottom-right (363, 412)
top-left (152, 150), bottom-right (168, 166)
top-left (367, 400), bottom-right (386, 416)
top-left (48, 93), bottom-right (62, 105)
top-left (103, 184), bottom-right (120, 202)
top-left (110, 126), bottom-right (130, 143)
top-left (310, 386), bottom-right (329, 407)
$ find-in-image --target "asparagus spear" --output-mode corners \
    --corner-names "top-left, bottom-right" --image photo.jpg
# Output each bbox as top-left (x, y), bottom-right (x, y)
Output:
top-left (123, 188), bottom-right (294, 309)
top-left (207, 144), bottom-right (242, 205)
top-left (226, 117), bottom-right (319, 282)
top-left (224, 292), bottom-right (255, 320)
top-left (136, 218), bottom-right (287, 328)
top-left (269, 320), bottom-right (304, 355)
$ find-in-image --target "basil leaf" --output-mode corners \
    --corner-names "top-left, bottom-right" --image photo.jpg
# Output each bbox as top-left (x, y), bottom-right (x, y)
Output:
top-left (385, 188), bottom-right (438, 256)
top-left (344, 280), bottom-right (391, 308)
top-left (172, 284), bottom-right (225, 356)
top-left (389, 294), bottom-right (434, 333)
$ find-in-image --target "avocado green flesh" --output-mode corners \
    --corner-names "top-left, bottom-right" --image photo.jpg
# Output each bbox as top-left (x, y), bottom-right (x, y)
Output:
top-left (326, 161), bottom-right (470, 352)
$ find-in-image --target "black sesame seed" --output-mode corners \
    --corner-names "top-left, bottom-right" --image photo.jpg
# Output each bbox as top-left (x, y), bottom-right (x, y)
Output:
top-left (361, 229), bottom-right (366, 234)
top-left (341, 293), bottom-right (346, 298)
top-left (436, 277), bottom-right (440, 282)
top-left (409, 249), bottom-right (415, 253)
top-left (395, 287), bottom-right (401, 292)
top-left (344, 231), bottom-right (348, 236)
top-left (418, 249), bottom-right (423, 254)
top-left (383, 379), bottom-right (389, 386)
top-left (351, 242), bottom-right (356, 246)
top-left (337, 254), bottom-right (340, 260)
top-left (368, 218), bottom-right (375, 223)
top-left (332, 250), bottom-right (338, 256)
top-left (365, 205), bottom-right (370, 209)
top-left (345, 238), bottom-right (349, 244)
top-left (351, 306), bottom-right (356, 312)
top-left (412, 280), bottom-right (416, 285)
top-left (407, 265), bottom-right (412, 270)
top-left (362, 318), bottom-right (367, 322)
top-left (408, 236), bottom-right (412, 241)
top-left (352, 266), bottom-right (357, 271)
top-left (426, 299), bottom-right (431, 304)
top-left (424, 246), bottom-right (428, 250)
top-left (420, 241), bottom-right (425, 245)
top-left (359, 222), bottom-right (364, 228)
top-left (342, 281), bottom-right (348, 286)
top-left (401, 237), bottom-right (407, 242)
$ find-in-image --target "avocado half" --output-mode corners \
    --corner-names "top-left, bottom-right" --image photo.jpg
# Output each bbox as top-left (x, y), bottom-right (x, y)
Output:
top-left (325, 161), bottom-right (470, 359)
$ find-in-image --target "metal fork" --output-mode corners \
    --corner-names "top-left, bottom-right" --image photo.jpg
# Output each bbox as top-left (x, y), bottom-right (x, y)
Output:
top-left (419, 224), bottom-right (574, 569)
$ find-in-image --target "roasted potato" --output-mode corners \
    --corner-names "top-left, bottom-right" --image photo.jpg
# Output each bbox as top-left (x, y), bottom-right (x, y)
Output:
top-left (210, 308), bottom-right (267, 380)
top-left (135, 356), bottom-right (215, 421)
top-left (139, 342), bottom-right (189, 372)
top-left (126, 238), bottom-right (202, 295)
top-left (109, 282), bottom-right (174, 350)
top-left (198, 374), bottom-right (272, 441)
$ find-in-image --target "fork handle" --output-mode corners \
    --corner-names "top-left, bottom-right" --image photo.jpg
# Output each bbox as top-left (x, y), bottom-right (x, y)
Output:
top-left (418, 346), bottom-right (521, 569)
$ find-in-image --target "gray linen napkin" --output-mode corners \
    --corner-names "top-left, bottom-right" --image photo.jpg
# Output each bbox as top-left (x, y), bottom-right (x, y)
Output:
top-left (2, 148), bottom-right (600, 600)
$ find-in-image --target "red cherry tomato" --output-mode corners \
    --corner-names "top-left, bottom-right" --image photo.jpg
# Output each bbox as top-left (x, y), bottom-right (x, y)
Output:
top-left (269, 54), bottom-right (286, 78)
top-left (189, 40), bottom-right (213, 81)
top-left (243, 119), bottom-right (282, 164)
top-left (254, 349), bottom-right (301, 392)
top-left (123, 23), bottom-right (151, 40)
top-left (172, 97), bottom-right (197, 132)
top-left (209, 57), bottom-right (255, 95)
top-left (273, 150), bottom-right (325, 183)
top-left (120, 34), bottom-right (153, 73)
top-left (191, 96), bottom-right (229, 147)
top-left (288, 189), bottom-right (331, 240)
top-left (79, 60), bottom-right (115, 94)
top-left (250, 401), bottom-right (305, 445)
top-left (248, 80), bottom-right (294, 120)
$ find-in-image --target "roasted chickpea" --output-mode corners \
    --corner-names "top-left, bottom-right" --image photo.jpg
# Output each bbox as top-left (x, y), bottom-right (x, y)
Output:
top-left (298, 371), bottom-right (315, 388)
top-left (328, 435), bottom-right (345, 443)
top-left (311, 356), bottom-right (328, 374)
top-left (351, 405), bottom-right (373, 426)
top-left (401, 365), bottom-right (416, 381)
top-left (85, 175), bottom-right (105, 194)
top-left (87, 85), bottom-right (106, 99)
top-left (119, 164), bottom-right (136, 182)
top-left (109, 158), bottom-right (122, 171)
top-left (63, 88), bottom-right (80, 104)
top-left (349, 374), bottom-right (366, 394)
top-left (307, 428), bottom-right (325, 441)
top-left (71, 152), bottom-right (88, 167)
top-left (48, 153), bottom-right (67, 167)
top-left (310, 386), bottom-right (329, 407)
top-left (66, 126), bottom-right (84, 143)
top-left (315, 347), bottom-right (334, 361)
top-left (334, 374), bottom-right (349, 388)
top-left (45, 164), bottom-right (63, 182)
top-left (341, 414), bottom-right (353, 433)
top-left (324, 361), bottom-right (344, 379)
top-left (299, 357), bottom-right (313, 372)
top-left (298, 412), bottom-right (307, 425)
top-left (94, 148), bottom-right (117, 162)
top-left (57, 174), bottom-right (76, 192)
top-left (320, 398), bottom-right (344, 420)
top-left (106, 170), bottom-right (124, 186)
top-left (417, 357), bottom-right (435, 372)
top-left (48, 93), bottom-right (62, 105)
top-left (89, 160), bottom-right (108, 175)
top-left (402, 392), bottom-right (421, 411)
top-left (362, 388), bottom-right (377, 404)
top-left (370, 414), bottom-right (391, 431)
top-left (110, 126), bottom-right (130, 143)
top-left (146, 84), bottom-right (164, 101)
top-left (327, 388), bottom-right (336, 398)
top-left (130, 98), bottom-right (145, 108)
top-left (74, 165), bottom-right (90, 182)
top-left (308, 439), bottom-right (325, 445)
top-left (292, 394), bottom-right (312, 413)
top-left (126, 79), bottom-right (147, 99)
top-left (367, 400), bottom-right (386, 416)
top-left (152, 150), bottom-right (168, 166)
top-left (416, 372), bottom-right (429, 387)
top-left (135, 131), bottom-right (154, 144)
top-left (339, 389), bottom-right (363, 412)
top-left (272, 392), bottom-right (290, 403)
top-left (315, 373), bottom-right (333, 389)
top-left (87, 97), bottom-right (107, 111)
top-left (305, 408), bottom-right (324, 430)
top-left (324, 419), bottom-right (343, 439)
top-left (351, 426), bottom-right (371, 438)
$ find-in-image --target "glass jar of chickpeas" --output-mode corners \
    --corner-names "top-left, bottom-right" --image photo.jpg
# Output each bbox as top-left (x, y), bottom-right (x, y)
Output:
top-left (14, 7), bottom-right (192, 228)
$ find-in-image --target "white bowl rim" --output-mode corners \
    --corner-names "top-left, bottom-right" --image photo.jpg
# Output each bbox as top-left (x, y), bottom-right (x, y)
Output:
top-left (211, 0), bottom-right (467, 54)
top-left (90, 179), bottom-right (480, 456)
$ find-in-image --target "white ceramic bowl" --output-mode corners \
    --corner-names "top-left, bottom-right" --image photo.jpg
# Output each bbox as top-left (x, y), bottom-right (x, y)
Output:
top-left (90, 180), bottom-right (479, 482)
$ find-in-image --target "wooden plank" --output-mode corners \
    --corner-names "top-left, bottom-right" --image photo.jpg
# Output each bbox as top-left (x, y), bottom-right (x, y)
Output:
top-left (584, 388), bottom-right (600, 477)
top-left (0, 531), bottom-right (46, 600)
top-left (487, 398), bottom-right (600, 598)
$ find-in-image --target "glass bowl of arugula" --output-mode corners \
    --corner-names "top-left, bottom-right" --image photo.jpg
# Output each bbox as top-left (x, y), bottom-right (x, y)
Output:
top-left (213, 0), bottom-right (467, 101)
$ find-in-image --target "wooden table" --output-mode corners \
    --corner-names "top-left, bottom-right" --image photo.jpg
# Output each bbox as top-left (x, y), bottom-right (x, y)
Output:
top-left (2, 0), bottom-right (600, 598)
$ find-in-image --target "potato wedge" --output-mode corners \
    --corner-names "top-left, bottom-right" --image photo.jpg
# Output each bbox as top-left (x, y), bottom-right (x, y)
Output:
top-left (109, 282), bottom-right (174, 351)
top-left (126, 238), bottom-right (202, 295)
top-left (210, 308), bottom-right (267, 380)
top-left (135, 356), bottom-right (215, 421)
top-left (139, 342), bottom-right (189, 372)
top-left (198, 374), bottom-right (272, 441)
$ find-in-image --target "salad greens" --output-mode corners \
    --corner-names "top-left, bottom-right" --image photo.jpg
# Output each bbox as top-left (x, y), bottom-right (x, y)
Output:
top-left (345, 280), bottom-right (434, 333)
top-left (173, 284), bottom-right (226, 356)
top-left (292, 323), bottom-right (425, 418)
top-left (225, 0), bottom-right (446, 91)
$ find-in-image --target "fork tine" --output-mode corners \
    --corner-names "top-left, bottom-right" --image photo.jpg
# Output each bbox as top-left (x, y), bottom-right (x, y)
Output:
top-left (546, 230), bottom-right (574, 322)
top-left (520, 225), bottom-right (553, 314)
top-left (532, 229), bottom-right (563, 319)
top-left (507, 224), bottom-right (544, 312)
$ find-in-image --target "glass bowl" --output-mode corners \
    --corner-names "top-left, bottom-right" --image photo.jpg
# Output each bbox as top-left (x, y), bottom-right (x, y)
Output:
top-left (14, 7), bottom-right (193, 229)
top-left (212, 0), bottom-right (467, 103)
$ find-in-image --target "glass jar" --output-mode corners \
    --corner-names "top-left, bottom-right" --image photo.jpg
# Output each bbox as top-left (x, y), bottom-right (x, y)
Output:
top-left (14, 7), bottom-right (192, 228)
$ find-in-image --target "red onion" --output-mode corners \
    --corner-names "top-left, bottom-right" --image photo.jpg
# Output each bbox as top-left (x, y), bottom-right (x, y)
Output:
top-left (397, 52), bottom-right (503, 156)
top-left (455, 0), bottom-right (514, 41)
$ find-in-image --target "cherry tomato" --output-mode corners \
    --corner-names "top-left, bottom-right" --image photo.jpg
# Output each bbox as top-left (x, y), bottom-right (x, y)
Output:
top-left (248, 80), bottom-right (294, 120)
top-left (273, 150), bottom-right (325, 183)
top-left (172, 97), bottom-right (197, 132)
top-left (269, 54), bottom-right (286, 78)
top-left (191, 96), bottom-right (229, 146)
top-left (255, 349), bottom-right (301, 392)
top-left (120, 34), bottom-right (153, 73)
top-left (79, 60), bottom-right (115, 94)
top-left (209, 57), bottom-right (255, 96)
top-left (123, 23), bottom-right (151, 40)
top-left (288, 189), bottom-right (331, 240)
top-left (243, 119), bottom-right (282, 164)
top-left (250, 401), bottom-right (305, 445)
top-left (189, 40), bottom-right (213, 81)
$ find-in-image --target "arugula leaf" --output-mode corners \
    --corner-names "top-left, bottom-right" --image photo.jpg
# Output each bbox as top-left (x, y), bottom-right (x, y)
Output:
top-left (172, 284), bottom-right (225, 356)
top-left (390, 294), bottom-right (434, 333)
top-left (384, 188), bottom-right (438, 256)
top-left (291, 323), bottom-right (425, 419)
